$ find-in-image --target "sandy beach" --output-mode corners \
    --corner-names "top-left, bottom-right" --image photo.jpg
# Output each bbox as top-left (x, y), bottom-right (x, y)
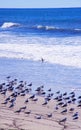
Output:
top-left (0, 78), bottom-right (81, 130)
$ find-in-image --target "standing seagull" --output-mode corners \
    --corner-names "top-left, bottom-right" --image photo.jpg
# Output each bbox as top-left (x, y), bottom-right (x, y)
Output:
top-left (25, 110), bottom-right (31, 115)
top-left (29, 94), bottom-right (35, 99)
top-left (35, 115), bottom-right (42, 119)
top-left (73, 116), bottom-right (79, 120)
top-left (20, 106), bottom-right (27, 111)
top-left (59, 117), bottom-right (67, 124)
top-left (47, 113), bottom-right (52, 118)
top-left (72, 112), bottom-right (78, 117)
top-left (27, 82), bottom-right (32, 87)
top-left (9, 102), bottom-right (14, 108)
top-left (61, 109), bottom-right (67, 114)
top-left (15, 109), bottom-right (21, 114)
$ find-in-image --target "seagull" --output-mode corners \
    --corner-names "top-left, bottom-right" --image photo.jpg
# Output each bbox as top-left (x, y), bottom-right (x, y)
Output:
top-left (64, 96), bottom-right (70, 100)
top-left (6, 76), bottom-right (11, 78)
top-left (45, 97), bottom-right (51, 102)
top-left (57, 98), bottom-right (62, 102)
top-left (25, 110), bottom-right (31, 115)
top-left (55, 106), bottom-right (59, 110)
top-left (32, 98), bottom-right (38, 102)
top-left (59, 117), bottom-right (67, 124)
top-left (2, 83), bottom-right (6, 86)
top-left (29, 94), bottom-right (35, 99)
top-left (5, 96), bottom-right (10, 102)
top-left (69, 91), bottom-right (75, 95)
top-left (63, 92), bottom-right (67, 96)
top-left (77, 104), bottom-right (81, 107)
top-left (20, 106), bottom-right (27, 111)
top-left (57, 101), bottom-right (64, 106)
top-left (15, 109), bottom-right (21, 114)
top-left (2, 101), bottom-right (8, 105)
top-left (56, 90), bottom-right (60, 94)
top-left (61, 109), bottom-right (67, 114)
top-left (78, 96), bottom-right (81, 99)
top-left (72, 98), bottom-right (76, 103)
top-left (42, 101), bottom-right (48, 106)
top-left (73, 116), bottom-right (79, 120)
top-left (35, 115), bottom-right (42, 119)
top-left (24, 99), bottom-right (29, 104)
top-left (54, 96), bottom-right (59, 100)
top-left (9, 97), bottom-right (16, 103)
top-left (9, 103), bottom-right (14, 108)
top-left (67, 100), bottom-right (72, 104)
top-left (47, 113), bottom-right (52, 118)
top-left (62, 103), bottom-right (67, 108)
top-left (0, 84), bottom-right (3, 90)
top-left (69, 108), bottom-right (74, 113)
top-left (78, 100), bottom-right (81, 104)
top-left (47, 88), bottom-right (51, 92)
top-left (19, 80), bottom-right (23, 83)
top-left (21, 93), bottom-right (26, 96)
top-left (35, 87), bottom-right (41, 92)
top-left (41, 91), bottom-right (46, 96)
top-left (27, 82), bottom-right (32, 87)
top-left (1, 90), bottom-right (7, 96)
top-left (71, 94), bottom-right (75, 98)
top-left (72, 112), bottom-right (78, 117)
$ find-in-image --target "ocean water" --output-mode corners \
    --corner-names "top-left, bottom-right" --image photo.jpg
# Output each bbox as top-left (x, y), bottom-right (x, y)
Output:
top-left (0, 8), bottom-right (81, 95)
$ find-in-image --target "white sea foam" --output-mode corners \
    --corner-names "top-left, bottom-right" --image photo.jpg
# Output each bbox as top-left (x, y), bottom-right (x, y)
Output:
top-left (0, 35), bottom-right (81, 68)
top-left (1, 22), bottom-right (20, 29)
top-left (37, 25), bottom-right (44, 29)
top-left (33, 25), bottom-right (81, 32)
top-left (36, 25), bottom-right (58, 30)
top-left (45, 26), bottom-right (55, 30)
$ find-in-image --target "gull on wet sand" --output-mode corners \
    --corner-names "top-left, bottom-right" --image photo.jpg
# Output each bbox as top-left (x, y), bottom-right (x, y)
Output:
top-left (15, 109), bottom-right (21, 114)
top-left (20, 106), bottom-right (27, 111)
top-left (61, 109), bottom-right (67, 114)
top-left (59, 117), bottom-right (67, 124)
top-left (47, 113), bottom-right (52, 118)
top-left (35, 115), bottom-right (42, 119)
top-left (25, 110), bottom-right (31, 115)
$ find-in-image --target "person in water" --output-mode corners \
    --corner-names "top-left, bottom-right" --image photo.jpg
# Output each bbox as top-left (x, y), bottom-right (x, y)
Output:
top-left (41, 58), bottom-right (44, 63)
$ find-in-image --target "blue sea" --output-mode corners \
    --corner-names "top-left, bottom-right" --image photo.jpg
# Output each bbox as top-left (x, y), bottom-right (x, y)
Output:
top-left (0, 8), bottom-right (81, 95)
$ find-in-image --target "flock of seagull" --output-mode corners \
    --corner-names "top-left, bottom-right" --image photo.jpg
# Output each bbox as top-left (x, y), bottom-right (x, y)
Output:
top-left (0, 76), bottom-right (81, 126)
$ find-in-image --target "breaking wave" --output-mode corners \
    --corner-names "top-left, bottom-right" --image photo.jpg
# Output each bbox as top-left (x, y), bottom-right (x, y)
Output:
top-left (1, 22), bottom-right (20, 29)
top-left (33, 25), bottom-right (81, 33)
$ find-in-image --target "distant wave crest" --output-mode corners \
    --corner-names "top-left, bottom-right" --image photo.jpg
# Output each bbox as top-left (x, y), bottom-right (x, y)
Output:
top-left (1, 22), bottom-right (20, 29)
top-left (33, 25), bottom-right (57, 30)
top-left (33, 25), bottom-right (81, 33)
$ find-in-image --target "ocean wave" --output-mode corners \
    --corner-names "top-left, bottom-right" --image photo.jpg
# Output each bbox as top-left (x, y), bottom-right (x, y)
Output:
top-left (35, 25), bottom-right (56, 30)
top-left (1, 22), bottom-right (81, 34)
top-left (33, 25), bottom-right (81, 33)
top-left (1, 22), bottom-right (20, 29)
top-left (0, 41), bottom-right (81, 68)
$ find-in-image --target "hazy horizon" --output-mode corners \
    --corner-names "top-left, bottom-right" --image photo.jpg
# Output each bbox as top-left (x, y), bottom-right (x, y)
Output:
top-left (0, 0), bottom-right (81, 8)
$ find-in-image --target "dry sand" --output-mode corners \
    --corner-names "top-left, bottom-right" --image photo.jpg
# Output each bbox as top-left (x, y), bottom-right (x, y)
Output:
top-left (0, 90), bottom-right (81, 130)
